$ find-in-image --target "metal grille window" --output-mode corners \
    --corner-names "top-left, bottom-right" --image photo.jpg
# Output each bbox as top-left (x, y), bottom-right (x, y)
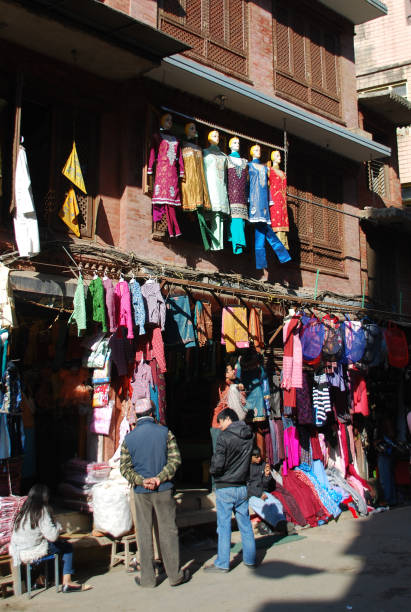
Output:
top-left (367, 160), bottom-right (387, 200)
top-left (273, 0), bottom-right (341, 119)
top-left (158, 0), bottom-right (249, 79)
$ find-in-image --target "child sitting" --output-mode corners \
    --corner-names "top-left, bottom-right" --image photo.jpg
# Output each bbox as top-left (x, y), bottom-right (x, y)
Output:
top-left (247, 448), bottom-right (287, 535)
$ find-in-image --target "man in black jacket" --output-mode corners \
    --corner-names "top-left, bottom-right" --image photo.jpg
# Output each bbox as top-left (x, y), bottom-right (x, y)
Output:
top-left (204, 408), bottom-right (256, 573)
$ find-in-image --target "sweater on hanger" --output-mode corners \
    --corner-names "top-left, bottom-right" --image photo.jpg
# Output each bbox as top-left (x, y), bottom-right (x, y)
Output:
top-left (114, 280), bottom-right (134, 339)
top-left (86, 277), bottom-right (108, 332)
top-left (68, 274), bottom-right (87, 336)
top-left (141, 281), bottom-right (166, 330)
top-left (103, 278), bottom-right (117, 334)
top-left (129, 280), bottom-right (146, 335)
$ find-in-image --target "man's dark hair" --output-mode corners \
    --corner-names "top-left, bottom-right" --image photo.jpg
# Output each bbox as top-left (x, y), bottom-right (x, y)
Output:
top-left (251, 447), bottom-right (261, 458)
top-left (217, 408), bottom-right (239, 423)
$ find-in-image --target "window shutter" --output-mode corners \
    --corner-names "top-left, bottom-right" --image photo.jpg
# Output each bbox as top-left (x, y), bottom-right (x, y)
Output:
top-left (186, 0), bottom-right (203, 32)
top-left (228, 0), bottom-right (245, 50)
top-left (312, 173), bottom-right (325, 242)
top-left (208, 0), bottom-right (225, 42)
top-left (324, 33), bottom-right (338, 95)
top-left (310, 25), bottom-right (323, 89)
top-left (275, 6), bottom-right (291, 73)
top-left (292, 17), bottom-right (306, 82)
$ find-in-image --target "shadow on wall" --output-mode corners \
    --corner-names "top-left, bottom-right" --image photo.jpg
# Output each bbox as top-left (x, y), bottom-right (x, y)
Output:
top-left (253, 506), bottom-right (411, 611)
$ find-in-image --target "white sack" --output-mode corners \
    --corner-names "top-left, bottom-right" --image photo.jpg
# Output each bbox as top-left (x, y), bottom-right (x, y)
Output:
top-left (92, 481), bottom-right (132, 538)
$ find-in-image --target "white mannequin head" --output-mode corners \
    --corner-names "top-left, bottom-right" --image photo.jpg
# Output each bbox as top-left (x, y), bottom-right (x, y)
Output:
top-left (271, 150), bottom-right (281, 166)
top-left (208, 130), bottom-right (220, 146)
top-left (250, 144), bottom-right (261, 160)
top-left (229, 136), bottom-right (240, 153)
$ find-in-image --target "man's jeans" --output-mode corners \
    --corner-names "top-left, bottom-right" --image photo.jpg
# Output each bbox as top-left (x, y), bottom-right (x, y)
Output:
top-left (215, 486), bottom-right (256, 569)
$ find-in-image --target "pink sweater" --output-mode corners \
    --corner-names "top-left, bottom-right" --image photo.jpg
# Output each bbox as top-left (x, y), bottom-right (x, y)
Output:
top-left (282, 318), bottom-right (303, 390)
top-left (114, 281), bottom-right (134, 339)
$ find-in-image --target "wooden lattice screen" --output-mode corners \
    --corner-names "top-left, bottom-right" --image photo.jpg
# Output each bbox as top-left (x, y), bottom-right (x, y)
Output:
top-left (159, 0), bottom-right (249, 79)
top-left (273, 0), bottom-right (341, 119)
top-left (287, 163), bottom-right (344, 273)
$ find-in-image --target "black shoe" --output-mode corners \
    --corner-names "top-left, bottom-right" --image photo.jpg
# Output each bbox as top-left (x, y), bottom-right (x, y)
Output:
top-left (170, 568), bottom-right (191, 586)
top-left (203, 564), bottom-right (229, 574)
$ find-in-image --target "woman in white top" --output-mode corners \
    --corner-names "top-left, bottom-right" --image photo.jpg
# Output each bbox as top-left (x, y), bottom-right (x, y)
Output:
top-left (10, 484), bottom-right (90, 592)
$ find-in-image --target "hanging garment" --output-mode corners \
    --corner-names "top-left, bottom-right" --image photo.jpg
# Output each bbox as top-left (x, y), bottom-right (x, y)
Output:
top-left (207, 211), bottom-right (225, 251)
top-left (227, 156), bottom-right (248, 254)
top-left (62, 141), bottom-right (87, 193)
top-left (0, 330), bottom-right (9, 376)
top-left (238, 361), bottom-right (269, 422)
top-left (254, 223), bottom-right (291, 268)
top-left (13, 146), bottom-right (40, 257)
top-left (164, 295), bottom-right (196, 347)
top-left (141, 281), bottom-right (166, 330)
top-left (68, 279), bottom-right (87, 336)
top-left (135, 327), bottom-right (167, 374)
top-left (86, 277), bottom-right (108, 333)
top-left (59, 188), bottom-right (80, 237)
top-left (197, 209), bottom-right (216, 251)
top-left (312, 371), bottom-right (332, 426)
top-left (229, 218), bottom-right (246, 254)
top-left (203, 145), bottom-right (230, 214)
top-left (221, 306), bottom-right (249, 353)
top-left (103, 278), bottom-right (117, 334)
top-left (129, 280), bottom-right (146, 335)
top-left (269, 373), bottom-right (282, 419)
top-left (269, 167), bottom-right (289, 248)
top-left (248, 307), bottom-right (264, 352)
top-left (282, 316), bottom-right (303, 408)
top-left (1, 362), bottom-right (22, 414)
top-left (300, 316), bottom-right (324, 363)
top-left (296, 372), bottom-right (314, 425)
top-left (322, 315), bottom-right (344, 363)
top-left (108, 330), bottom-right (134, 376)
top-left (114, 280), bottom-right (134, 339)
top-left (0, 264), bottom-right (17, 329)
top-left (180, 141), bottom-right (211, 211)
top-left (248, 161), bottom-right (271, 224)
top-left (227, 384), bottom-right (247, 421)
top-left (359, 319), bottom-right (382, 366)
top-left (194, 301), bottom-right (213, 347)
top-left (349, 369), bottom-right (369, 417)
top-left (282, 426), bottom-right (300, 474)
top-left (148, 132), bottom-right (184, 206)
top-left (131, 362), bottom-right (154, 403)
top-left (0, 413), bottom-right (11, 460)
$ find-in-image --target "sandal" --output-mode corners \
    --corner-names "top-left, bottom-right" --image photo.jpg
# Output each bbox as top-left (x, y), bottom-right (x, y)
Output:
top-left (62, 584), bottom-right (92, 593)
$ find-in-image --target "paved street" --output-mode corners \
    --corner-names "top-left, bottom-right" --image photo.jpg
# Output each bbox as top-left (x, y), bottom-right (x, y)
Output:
top-left (1, 506), bottom-right (411, 612)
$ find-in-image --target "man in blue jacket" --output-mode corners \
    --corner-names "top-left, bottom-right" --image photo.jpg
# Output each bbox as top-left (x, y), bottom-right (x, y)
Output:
top-left (204, 408), bottom-right (256, 573)
top-left (120, 398), bottom-right (190, 587)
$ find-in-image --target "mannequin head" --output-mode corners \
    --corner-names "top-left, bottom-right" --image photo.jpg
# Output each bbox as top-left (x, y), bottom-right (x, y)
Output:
top-left (208, 130), bottom-right (220, 146)
top-left (250, 144), bottom-right (261, 160)
top-left (271, 150), bottom-right (281, 166)
top-left (185, 122), bottom-right (198, 140)
top-left (160, 113), bottom-right (172, 131)
top-left (229, 137), bottom-right (240, 153)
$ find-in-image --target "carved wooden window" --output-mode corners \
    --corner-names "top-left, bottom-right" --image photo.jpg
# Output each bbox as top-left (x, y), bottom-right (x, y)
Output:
top-left (287, 163), bottom-right (344, 273)
top-left (158, 0), bottom-right (249, 79)
top-left (273, 0), bottom-right (341, 120)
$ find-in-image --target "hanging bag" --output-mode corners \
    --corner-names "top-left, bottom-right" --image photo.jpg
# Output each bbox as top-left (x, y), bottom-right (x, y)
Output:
top-left (383, 322), bottom-right (409, 369)
top-left (341, 316), bottom-right (366, 364)
top-left (300, 316), bottom-right (324, 362)
top-left (322, 317), bottom-right (343, 362)
top-left (360, 318), bottom-right (383, 366)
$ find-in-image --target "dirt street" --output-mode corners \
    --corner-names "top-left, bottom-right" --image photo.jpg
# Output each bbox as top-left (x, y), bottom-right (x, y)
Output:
top-left (1, 506), bottom-right (410, 612)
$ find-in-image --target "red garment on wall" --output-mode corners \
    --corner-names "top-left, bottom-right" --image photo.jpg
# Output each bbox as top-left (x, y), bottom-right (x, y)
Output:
top-left (349, 369), bottom-right (369, 417)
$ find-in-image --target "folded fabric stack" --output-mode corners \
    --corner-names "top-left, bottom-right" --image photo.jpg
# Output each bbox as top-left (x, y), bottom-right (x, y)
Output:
top-left (0, 495), bottom-right (27, 554)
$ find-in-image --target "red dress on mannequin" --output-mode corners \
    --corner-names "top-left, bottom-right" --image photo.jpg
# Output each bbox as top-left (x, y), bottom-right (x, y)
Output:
top-left (269, 168), bottom-right (289, 232)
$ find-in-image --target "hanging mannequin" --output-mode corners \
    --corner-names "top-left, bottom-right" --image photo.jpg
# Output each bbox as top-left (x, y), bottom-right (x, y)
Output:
top-left (203, 130), bottom-right (230, 251)
top-left (248, 144), bottom-right (291, 275)
top-left (227, 136), bottom-right (248, 254)
top-left (148, 112), bottom-right (184, 238)
top-left (180, 122), bottom-right (213, 250)
top-left (269, 150), bottom-right (289, 249)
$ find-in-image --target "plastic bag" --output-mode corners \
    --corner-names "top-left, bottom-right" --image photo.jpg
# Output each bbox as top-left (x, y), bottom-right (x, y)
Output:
top-left (89, 400), bottom-right (114, 435)
top-left (92, 481), bottom-right (132, 538)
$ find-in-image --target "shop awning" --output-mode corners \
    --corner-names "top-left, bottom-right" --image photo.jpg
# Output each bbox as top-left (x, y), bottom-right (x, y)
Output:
top-left (10, 270), bottom-right (77, 299)
top-left (147, 55), bottom-right (391, 162)
top-left (317, 0), bottom-right (387, 25)
top-left (359, 91), bottom-right (411, 127)
top-left (0, 0), bottom-right (189, 80)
